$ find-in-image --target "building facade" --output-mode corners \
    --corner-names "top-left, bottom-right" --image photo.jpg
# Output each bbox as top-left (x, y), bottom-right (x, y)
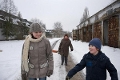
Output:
top-left (73, 0), bottom-right (120, 48)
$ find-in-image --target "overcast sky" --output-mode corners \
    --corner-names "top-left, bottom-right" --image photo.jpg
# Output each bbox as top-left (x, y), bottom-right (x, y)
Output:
top-left (13, 0), bottom-right (114, 32)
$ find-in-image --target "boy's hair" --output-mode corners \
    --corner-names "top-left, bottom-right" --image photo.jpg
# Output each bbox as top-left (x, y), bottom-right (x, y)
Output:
top-left (89, 38), bottom-right (101, 50)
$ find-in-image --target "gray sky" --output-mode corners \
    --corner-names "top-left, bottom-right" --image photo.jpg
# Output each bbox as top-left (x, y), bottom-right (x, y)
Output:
top-left (13, 0), bottom-right (113, 32)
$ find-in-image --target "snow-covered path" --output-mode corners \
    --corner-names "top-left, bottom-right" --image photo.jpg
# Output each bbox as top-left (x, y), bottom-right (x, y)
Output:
top-left (48, 39), bottom-right (67, 80)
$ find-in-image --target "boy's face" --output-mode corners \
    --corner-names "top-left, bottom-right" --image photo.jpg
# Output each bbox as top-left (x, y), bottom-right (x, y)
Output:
top-left (89, 45), bottom-right (99, 55)
top-left (32, 32), bottom-right (42, 39)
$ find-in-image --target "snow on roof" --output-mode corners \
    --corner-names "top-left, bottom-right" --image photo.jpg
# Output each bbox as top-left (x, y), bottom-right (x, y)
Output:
top-left (0, 12), bottom-right (31, 27)
top-left (0, 17), bottom-right (5, 21)
top-left (45, 30), bottom-right (53, 32)
top-left (22, 21), bottom-right (30, 27)
top-left (12, 18), bottom-right (20, 25)
top-left (26, 22), bottom-right (30, 27)
top-left (0, 15), bottom-right (5, 21)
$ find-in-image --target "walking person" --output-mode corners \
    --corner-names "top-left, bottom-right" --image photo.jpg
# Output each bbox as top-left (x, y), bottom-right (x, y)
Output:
top-left (21, 23), bottom-right (54, 80)
top-left (66, 38), bottom-right (118, 80)
top-left (58, 34), bottom-right (73, 66)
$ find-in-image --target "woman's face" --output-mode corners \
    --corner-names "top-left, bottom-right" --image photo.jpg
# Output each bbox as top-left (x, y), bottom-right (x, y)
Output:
top-left (32, 32), bottom-right (42, 39)
top-left (89, 45), bottom-right (99, 55)
top-left (64, 36), bottom-right (68, 39)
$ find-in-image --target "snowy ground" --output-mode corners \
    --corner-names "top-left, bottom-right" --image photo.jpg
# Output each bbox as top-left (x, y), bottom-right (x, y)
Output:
top-left (0, 38), bottom-right (120, 80)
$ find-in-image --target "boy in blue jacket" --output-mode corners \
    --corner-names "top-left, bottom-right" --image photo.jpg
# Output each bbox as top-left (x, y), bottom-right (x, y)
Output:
top-left (66, 38), bottom-right (118, 80)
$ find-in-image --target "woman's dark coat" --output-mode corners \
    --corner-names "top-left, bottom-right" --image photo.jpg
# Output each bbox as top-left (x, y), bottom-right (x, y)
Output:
top-left (67, 51), bottom-right (118, 80)
top-left (59, 38), bottom-right (73, 57)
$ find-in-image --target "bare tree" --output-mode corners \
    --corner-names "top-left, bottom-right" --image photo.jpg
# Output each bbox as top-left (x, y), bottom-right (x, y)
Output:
top-left (80, 7), bottom-right (89, 24)
top-left (31, 18), bottom-right (46, 31)
top-left (31, 18), bottom-right (41, 23)
top-left (53, 22), bottom-right (63, 37)
top-left (0, 0), bottom-right (18, 15)
top-left (84, 7), bottom-right (89, 19)
top-left (18, 12), bottom-right (22, 18)
top-left (53, 22), bottom-right (63, 31)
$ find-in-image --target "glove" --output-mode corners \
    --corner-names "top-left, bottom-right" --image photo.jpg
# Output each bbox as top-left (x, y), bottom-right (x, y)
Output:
top-left (71, 49), bottom-right (73, 51)
top-left (22, 73), bottom-right (28, 80)
top-left (59, 48), bottom-right (61, 52)
top-left (58, 52), bottom-right (60, 54)
top-left (58, 50), bottom-right (61, 55)
top-left (66, 76), bottom-right (70, 80)
top-left (47, 70), bottom-right (53, 77)
top-left (21, 70), bottom-right (28, 80)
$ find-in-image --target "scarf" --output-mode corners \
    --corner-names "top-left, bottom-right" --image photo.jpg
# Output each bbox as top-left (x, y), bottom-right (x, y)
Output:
top-left (22, 34), bottom-right (45, 72)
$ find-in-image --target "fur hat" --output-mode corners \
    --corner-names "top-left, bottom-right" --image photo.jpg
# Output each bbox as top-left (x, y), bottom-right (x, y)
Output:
top-left (89, 38), bottom-right (101, 50)
top-left (29, 23), bottom-right (42, 33)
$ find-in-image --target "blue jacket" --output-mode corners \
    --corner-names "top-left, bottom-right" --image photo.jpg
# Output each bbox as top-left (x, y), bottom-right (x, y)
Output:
top-left (67, 51), bottom-right (118, 80)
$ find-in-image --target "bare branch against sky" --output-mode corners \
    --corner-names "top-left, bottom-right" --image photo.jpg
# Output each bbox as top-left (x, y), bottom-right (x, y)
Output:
top-left (0, 0), bottom-right (17, 15)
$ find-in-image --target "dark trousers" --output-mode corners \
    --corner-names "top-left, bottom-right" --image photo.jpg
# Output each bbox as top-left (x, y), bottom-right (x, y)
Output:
top-left (61, 55), bottom-right (68, 65)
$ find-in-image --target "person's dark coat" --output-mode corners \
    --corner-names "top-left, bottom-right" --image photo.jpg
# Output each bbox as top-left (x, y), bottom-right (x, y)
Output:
top-left (59, 38), bottom-right (73, 57)
top-left (67, 51), bottom-right (118, 80)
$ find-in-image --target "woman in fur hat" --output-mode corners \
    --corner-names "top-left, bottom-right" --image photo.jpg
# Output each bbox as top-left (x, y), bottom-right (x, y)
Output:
top-left (21, 23), bottom-right (54, 80)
